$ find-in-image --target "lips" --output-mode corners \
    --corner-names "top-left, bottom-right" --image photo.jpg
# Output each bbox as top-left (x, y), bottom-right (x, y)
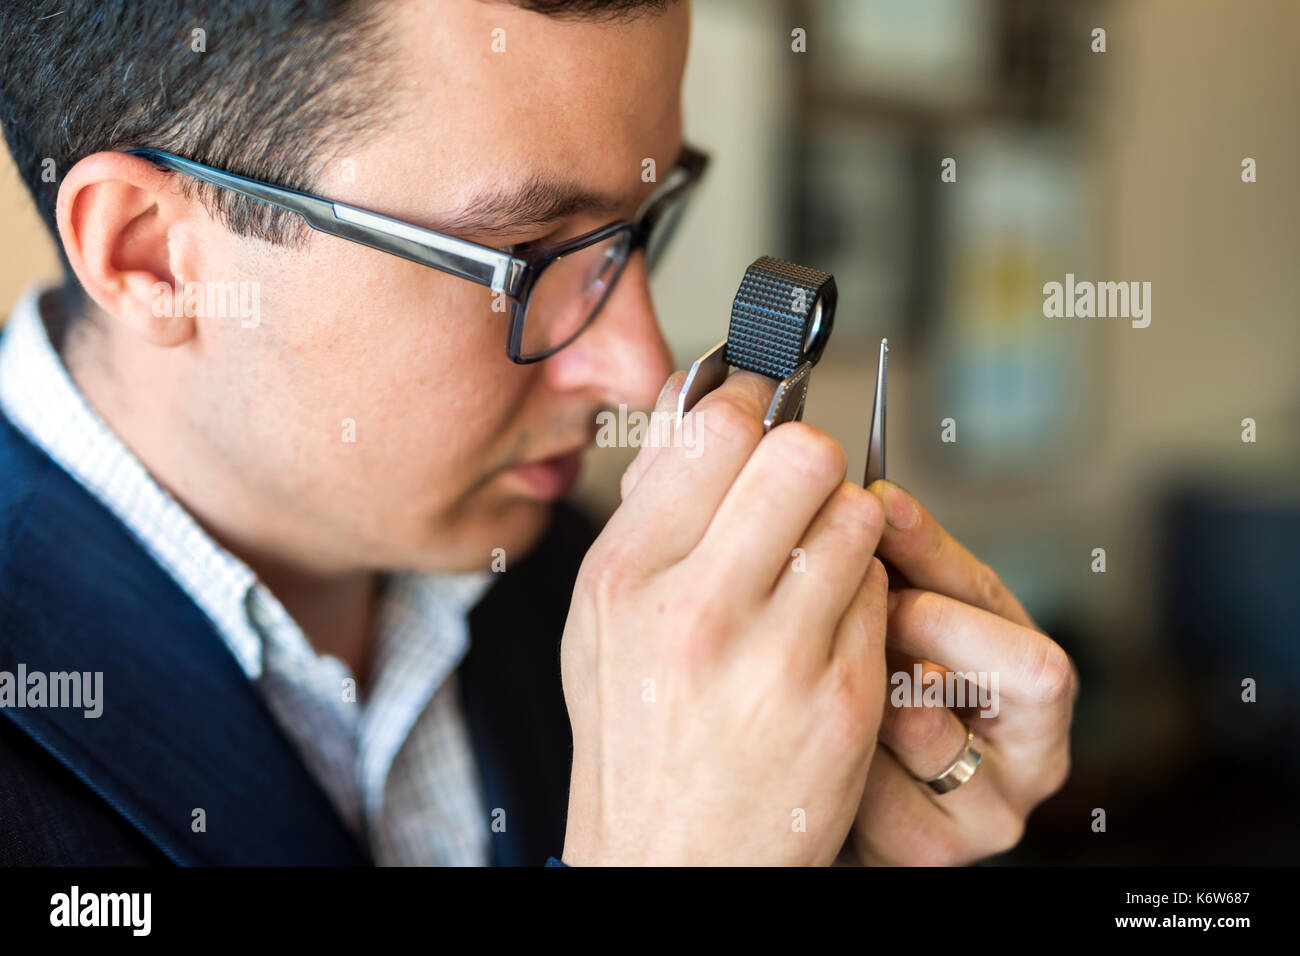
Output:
top-left (506, 447), bottom-right (585, 501)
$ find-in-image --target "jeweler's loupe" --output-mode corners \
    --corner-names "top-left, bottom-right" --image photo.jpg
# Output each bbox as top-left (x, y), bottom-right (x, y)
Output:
top-left (676, 255), bottom-right (837, 432)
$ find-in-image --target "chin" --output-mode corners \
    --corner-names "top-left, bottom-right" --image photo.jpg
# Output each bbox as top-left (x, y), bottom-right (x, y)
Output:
top-left (487, 496), bottom-right (554, 563)
top-left (409, 496), bottom-right (555, 574)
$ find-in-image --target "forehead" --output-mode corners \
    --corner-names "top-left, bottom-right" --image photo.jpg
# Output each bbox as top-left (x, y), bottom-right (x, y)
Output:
top-left (344, 0), bottom-right (690, 216)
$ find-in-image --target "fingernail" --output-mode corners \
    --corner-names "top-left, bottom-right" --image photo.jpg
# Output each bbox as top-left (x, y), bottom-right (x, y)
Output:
top-left (655, 376), bottom-right (676, 410)
top-left (882, 482), bottom-right (919, 530)
top-left (655, 369), bottom-right (686, 411)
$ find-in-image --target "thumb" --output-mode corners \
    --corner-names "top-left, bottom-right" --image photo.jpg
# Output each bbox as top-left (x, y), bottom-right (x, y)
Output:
top-left (619, 369), bottom-right (688, 501)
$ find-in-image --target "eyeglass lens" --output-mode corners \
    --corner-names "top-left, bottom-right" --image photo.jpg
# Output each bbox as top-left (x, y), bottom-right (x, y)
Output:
top-left (518, 178), bottom-right (698, 359)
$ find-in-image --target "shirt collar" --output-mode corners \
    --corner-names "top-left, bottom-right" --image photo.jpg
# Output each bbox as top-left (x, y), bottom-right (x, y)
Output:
top-left (0, 285), bottom-right (269, 675)
top-left (0, 285), bottom-right (495, 680)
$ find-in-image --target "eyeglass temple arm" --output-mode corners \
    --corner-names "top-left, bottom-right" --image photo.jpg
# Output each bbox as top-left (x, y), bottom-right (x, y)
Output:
top-left (126, 148), bottom-right (525, 295)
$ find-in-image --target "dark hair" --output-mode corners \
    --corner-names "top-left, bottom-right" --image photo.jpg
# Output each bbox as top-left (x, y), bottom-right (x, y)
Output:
top-left (0, 0), bottom-right (670, 311)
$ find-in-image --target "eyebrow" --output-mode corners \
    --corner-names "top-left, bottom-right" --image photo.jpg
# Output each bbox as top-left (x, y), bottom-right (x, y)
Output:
top-left (432, 140), bottom-right (691, 241)
top-left (434, 173), bottom-right (630, 240)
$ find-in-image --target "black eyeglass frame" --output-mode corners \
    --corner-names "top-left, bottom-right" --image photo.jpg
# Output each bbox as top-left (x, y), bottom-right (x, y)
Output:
top-left (125, 144), bottom-right (710, 363)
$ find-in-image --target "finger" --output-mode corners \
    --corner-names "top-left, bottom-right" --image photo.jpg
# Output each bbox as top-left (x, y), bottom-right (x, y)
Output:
top-left (866, 480), bottom-right (1036, 630)
top-left (772, 482), bottom-right (885, 636)
top-left (620, 370), bottom-right (687, 501)
top-left (967, 705), bottom-right (1074, 809)
top-left (879, 671), bottom-right (974, 782)
top-left (826, 555), bottom-right (889, 677)
top-left (855, 745), bottom-right (1025, 865)
top-left (884, 648), bottom-right (989, 723)
top-left (604, 370), bottom-right (776, 568)
top-left (887, 589), bottom-right (1077, 714)
top-left (883, 607), bottom-right (1076, 809)
top-left (852, 747), bottom-right (964, 866)
top-left (692, 420), bottom-right (848, 604)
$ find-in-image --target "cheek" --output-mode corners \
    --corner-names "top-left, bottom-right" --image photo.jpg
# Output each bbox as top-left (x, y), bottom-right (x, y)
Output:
top-left (268, 250), bottom-right (532, 495)
top-left (215, 235), bottom-right (550, 570)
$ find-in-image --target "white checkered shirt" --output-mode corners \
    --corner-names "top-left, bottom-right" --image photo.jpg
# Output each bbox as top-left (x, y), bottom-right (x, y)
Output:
top-left (0, 286), bottom-right (495, 865)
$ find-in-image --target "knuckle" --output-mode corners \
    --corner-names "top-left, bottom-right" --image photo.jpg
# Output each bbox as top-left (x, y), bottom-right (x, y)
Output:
top-left (894, 706), bottom-right (953, 755)
top-left (828, 482), bottom-right (885, 540)
top-left (662, 596), bottom-right (728, 670)
top-left (973, 560), bottom-right (1006, 613)
top-left (580, 560), bottom-right (622, 613)
top-left (808, 485), bottom-right (885, 566)
top-left (767, 423), bottom-right (847, 485)
top-left (618, 460), bottom-right (640, 500)
top-left (921, 522), bottom-right (946, 561)
top-left (1041, 749), bottom-right (1072, 796)
top-left (560, 615), bottom-right (598, 680)
top-left (820, 659), bottom-right (873, 746)
top-left (1026, 640), bottom-right (1075, 705)
top-left (985, 808), bottom-right (1027, 856)
top-left (864, 556), bottom-right (889, 596)
top-left (903, 588), bottom-right (950, 637)
top-left (579, 536), bottom-right (639, 606)
top-left (674, 601), bottom-right (721, 640)
top-left (913, 826), bottom-right (965, 867)
top-left (693, 396), bottom-right (764, 453)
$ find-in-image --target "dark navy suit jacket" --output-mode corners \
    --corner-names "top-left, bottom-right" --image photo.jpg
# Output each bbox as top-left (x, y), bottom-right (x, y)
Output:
top-left (0, 410), bottom-right (590, 865)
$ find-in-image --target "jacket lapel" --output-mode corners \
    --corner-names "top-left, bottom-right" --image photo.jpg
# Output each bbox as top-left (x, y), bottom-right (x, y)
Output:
top-left (0, 414), bottom-right (367, 865)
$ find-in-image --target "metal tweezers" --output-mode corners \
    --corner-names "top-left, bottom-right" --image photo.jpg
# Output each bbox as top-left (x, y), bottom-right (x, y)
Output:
top-left (863, 338), bottom-right (888, 486)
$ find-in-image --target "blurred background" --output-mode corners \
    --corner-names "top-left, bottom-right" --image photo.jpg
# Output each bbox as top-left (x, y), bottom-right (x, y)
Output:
top-left (2, 0), bottom-right (1297, 862)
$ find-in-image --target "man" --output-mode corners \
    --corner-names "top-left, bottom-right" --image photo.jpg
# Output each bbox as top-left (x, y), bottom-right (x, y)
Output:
top-left (0, 0), bottom-right (1075, 866)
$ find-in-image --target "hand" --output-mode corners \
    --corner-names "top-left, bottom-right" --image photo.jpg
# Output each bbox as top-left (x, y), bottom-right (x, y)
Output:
top-left (560, 371), bottom-right (890, 865)
top-left (847, 480), bottom-right (1078, 865)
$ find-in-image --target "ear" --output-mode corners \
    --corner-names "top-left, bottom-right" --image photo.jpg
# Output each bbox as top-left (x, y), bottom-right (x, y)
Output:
top-left (55, 150), bottom-right (204, 347)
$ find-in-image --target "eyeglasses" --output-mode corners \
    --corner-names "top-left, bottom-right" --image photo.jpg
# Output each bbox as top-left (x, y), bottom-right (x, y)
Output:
top-left (126, 144), bottom-right (710, 363)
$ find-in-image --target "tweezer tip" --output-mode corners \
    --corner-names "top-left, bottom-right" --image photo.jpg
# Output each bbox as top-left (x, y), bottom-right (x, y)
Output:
top-left (881, 337), bottom-right (889, 352)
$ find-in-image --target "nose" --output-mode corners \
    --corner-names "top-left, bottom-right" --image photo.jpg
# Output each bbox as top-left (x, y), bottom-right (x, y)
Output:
top-left (541, 250), bottom-right (674, 409)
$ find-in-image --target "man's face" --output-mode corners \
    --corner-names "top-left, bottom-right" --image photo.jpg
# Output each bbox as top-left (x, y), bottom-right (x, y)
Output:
top-left (179, 0), bottom-right (687, 573)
